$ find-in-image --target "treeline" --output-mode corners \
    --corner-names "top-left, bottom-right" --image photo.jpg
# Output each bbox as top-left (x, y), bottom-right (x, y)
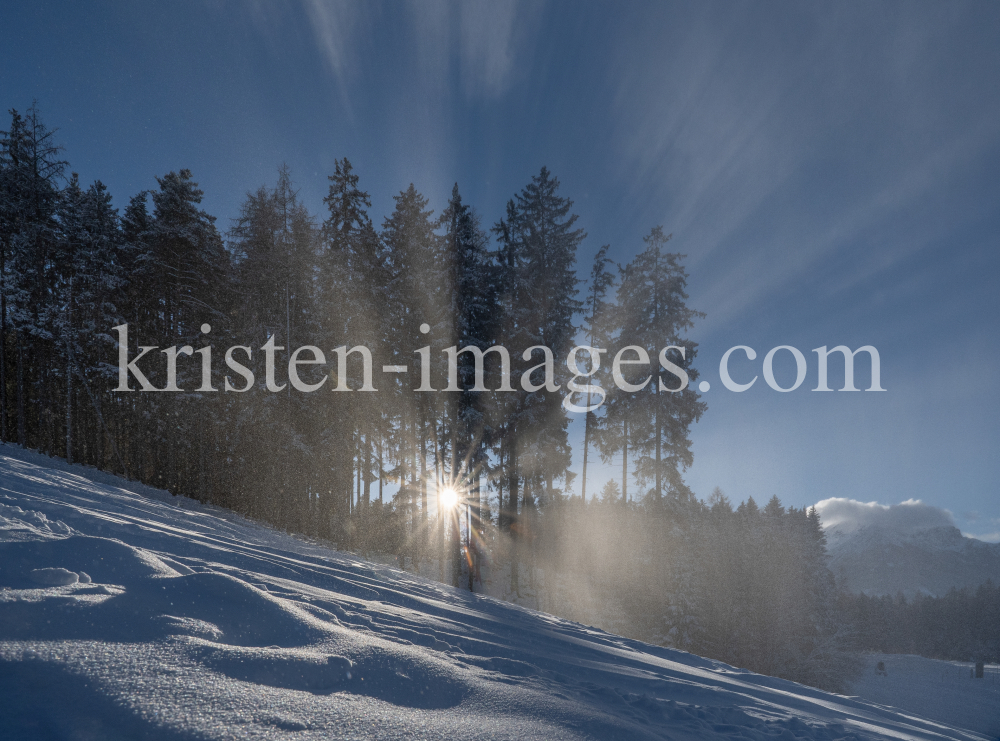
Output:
top-left (0, 103), bottom-right (703, 563)
top-left (836, 581), bottom-right (1000, 663)
top-left (535, 490), bottom-right (857, 692)
top-left (1, 103), bottom-right (856, 690)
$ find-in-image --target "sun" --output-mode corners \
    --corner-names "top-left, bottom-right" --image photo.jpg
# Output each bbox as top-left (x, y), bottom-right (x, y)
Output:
top-left (440, 486), bottom-right (459, 510)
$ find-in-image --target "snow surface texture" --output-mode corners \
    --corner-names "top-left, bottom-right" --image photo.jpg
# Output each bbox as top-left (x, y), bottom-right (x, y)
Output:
top-left (0, 446), bottom-right (993, 741)
top-left (848, 654), bottom-right (999, 739)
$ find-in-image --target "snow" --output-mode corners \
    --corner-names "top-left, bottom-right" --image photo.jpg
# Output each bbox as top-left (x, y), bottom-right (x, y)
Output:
top-left (0, 445), bottom-right (993, 740)
top-left (847, 654), bottom-right (999, 740)
top-left (824, 521), bottom-right (1000, 597)
top-left (819, 498), bottom-right (1000, 597)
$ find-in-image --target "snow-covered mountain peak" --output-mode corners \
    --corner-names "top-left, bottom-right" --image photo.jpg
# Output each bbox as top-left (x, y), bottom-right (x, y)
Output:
top-left (824, 520), bottom-right (1000, 599)
top-left (826, 522), bottom-right (968, 553)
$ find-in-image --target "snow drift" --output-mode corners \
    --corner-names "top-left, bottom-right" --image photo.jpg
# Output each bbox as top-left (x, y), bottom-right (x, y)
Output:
top-left (0, 446), bottom-right (991, 740)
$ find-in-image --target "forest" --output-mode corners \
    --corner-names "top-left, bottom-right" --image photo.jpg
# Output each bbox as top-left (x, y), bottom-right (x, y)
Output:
top-left (837, 582), bottom-right (1000, 663)
top-left (0, 102), bottom-right (880, 691)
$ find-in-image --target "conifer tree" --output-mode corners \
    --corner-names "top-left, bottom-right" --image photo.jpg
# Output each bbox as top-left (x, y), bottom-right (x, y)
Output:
top-left (592, 259), bottom-right (634, 505)
top-left (74, 180), bottom-right (128, 470)
top-left (599, 478), bottom-right (621, 504)
top-left (615, 226), bottom-right (705, 501)
top-left (0, 105), bottom-right (66, 449)
top-left (441, 183), bottom-right (496, 586)
top-left (493, 167), bottom-right (583, 590)
top-left (148, 170), bottom-right (228, 336)
top-left (52, 175), bottom-right (127, 465)
top-left (382, 183), bottom-right (445, 560)
top-left (579, 244), bottom-right (615, 502)
top-left (143, 169), bottom-right (229, 494)
top-left (228, 166), bottom-right (319, 527)
top-left (492, 198), bottom-right (531, 539)
top-left (112, 189), bottom-right (160, 480)
top-left (54, 174), bottom-right (86, 462)
top-left (321, 158), bottom-right (386, 542)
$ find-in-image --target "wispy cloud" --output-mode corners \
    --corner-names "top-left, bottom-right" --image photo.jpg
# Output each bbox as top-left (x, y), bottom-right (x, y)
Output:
top-left (295, 0), bottom-right (540, 191)
top-left (301, 0), bottom-right (368, 84)
top-left (604, 5), bottom-right (1000, 334)
top-left (457, 1), bottom-right (524, 98)
top-left (405, 0), bottom-right (539, 101)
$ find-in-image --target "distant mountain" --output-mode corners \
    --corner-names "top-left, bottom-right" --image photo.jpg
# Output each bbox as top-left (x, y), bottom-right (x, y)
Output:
top-left (825, 522), bottom-right (1000, 598)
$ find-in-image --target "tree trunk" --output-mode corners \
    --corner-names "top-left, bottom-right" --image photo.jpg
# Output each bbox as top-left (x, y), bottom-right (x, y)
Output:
top-left (509, 435), bottom-right (519, 594)
top-left (409, 405), bottom-right (419, 566)
top-left (94, 387), bottom-right (104, 469)
top-left (622, 416), bottom-right (628, 505)
top-left (419, 401), bottom-right (428, 527)
top-left (65, 339), bottom-right (72, 464)
top-left (1, 247), bottom-right (7, 442)
top-left (16, 331), bottom-right (25, 446)
top-left (363, 427), bottom-right (371, 510)
top-left (451, 506), bottom-right (461, 588)
top-left (655, 383), bottom-right (661, 500)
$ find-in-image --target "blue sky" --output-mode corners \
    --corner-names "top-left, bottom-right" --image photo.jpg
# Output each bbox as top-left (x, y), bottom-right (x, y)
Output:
top-left (3, 1), bottom-right (999, 538)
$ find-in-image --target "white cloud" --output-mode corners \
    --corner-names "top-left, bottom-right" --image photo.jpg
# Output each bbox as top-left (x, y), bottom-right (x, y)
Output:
top-left (963, 531), bottom-right (1000, 543)
top-left (814, 497), bottom-right (955, 535)
top-left (963, 517), bottom-right (1000, 543)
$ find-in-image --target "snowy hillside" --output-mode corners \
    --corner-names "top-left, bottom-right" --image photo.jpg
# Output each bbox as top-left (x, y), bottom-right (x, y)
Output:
top-left (825, 523), bottom-right (1000, 598)
top-left (848, 654), bottom-right (999, 739)
top-left (0, 446), bottom-right (991, 740)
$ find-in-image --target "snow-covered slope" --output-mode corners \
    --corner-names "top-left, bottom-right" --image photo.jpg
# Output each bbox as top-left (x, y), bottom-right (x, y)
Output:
top-left (0, 446), bottom-right (991, 740)
top-left (825, 523), bottom-right (1000, 598)
top-left (848, 654), bottom-right (999, 739)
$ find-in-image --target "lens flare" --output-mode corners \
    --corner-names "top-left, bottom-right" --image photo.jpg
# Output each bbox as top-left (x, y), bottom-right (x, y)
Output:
top-left (441, 486), bottom-right (459, 510)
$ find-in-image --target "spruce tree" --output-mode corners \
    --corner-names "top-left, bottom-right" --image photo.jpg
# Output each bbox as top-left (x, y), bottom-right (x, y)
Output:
top-left (0, 106), bottom-right (67, 448)
top-left (493, 167), bottom-right (583, 590)
top-left (441, 183), bottom-right (496, 586)
top-left (320, 158), bottom-right (386, 544)
top-left (228, 166), bottom-right (319, 528)
top-left (579, 244), bottom-right (615, 502)
top-left (145, 169), bottom-right (229, 495)
top-left (615, 226), bottom-right (705, 501)
top-left (75, 180), bottom-right (128, 471)
top-left (382, 183), bottom-right (446, 563)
